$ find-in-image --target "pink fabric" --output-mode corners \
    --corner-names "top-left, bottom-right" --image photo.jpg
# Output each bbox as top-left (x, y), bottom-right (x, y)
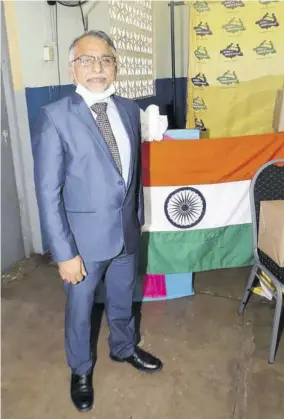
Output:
top-left (142, 274), bottom-right (167, 298)
top-left (162, 134), bottom-right (174, 140)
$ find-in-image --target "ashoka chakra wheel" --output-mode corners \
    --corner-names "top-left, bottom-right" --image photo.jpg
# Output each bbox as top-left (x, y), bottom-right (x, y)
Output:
top-left (164, 187), bottom-right (206, 229)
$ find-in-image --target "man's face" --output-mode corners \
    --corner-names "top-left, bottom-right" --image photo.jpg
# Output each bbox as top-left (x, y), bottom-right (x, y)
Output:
top-left (70, 36), bottom-right (117, 93)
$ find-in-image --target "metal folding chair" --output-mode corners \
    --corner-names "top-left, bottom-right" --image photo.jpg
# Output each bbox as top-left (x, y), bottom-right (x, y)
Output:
top-left (239, 159), bottom-right (284, 363)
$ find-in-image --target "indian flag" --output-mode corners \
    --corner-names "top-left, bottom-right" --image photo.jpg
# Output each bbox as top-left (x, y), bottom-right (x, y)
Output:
top-left (140, 133), bottom-right (284, 274)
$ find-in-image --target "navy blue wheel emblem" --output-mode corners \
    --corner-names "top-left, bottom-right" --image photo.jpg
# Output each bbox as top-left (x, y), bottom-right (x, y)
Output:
top-left (164, 187), bottom-right (206, 229)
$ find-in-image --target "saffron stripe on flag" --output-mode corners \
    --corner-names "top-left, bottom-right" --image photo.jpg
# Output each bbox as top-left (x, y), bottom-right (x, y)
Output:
top-left (142, 133), bottom-right (284, 187)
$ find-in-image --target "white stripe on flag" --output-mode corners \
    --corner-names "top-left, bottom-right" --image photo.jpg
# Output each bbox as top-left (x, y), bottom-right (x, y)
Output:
top-left (142, 180), bottom-right (251, 232)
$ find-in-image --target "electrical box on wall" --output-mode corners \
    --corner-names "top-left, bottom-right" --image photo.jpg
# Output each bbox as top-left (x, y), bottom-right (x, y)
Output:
top-left (43, 46), bottom-right (55, 61)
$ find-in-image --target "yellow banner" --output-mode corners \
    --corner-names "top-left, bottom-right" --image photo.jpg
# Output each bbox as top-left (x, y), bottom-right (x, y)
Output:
top-left (186, 0), bottom-right (284, 138)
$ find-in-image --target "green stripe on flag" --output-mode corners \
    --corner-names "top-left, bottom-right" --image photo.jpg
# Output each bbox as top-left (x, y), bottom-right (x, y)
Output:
top-left (140, 224), bottom-right (254, 274)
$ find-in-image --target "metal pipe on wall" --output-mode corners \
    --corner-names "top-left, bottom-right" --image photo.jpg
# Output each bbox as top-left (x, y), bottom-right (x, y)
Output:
top-left (170, 1), bottom-right (176, 123)
top-left (168, 1), bottom-right (186, 127)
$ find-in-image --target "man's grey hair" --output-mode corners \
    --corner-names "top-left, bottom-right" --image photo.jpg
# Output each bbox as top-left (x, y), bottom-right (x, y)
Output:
top-left (69, 30), bottom-right (117, 62)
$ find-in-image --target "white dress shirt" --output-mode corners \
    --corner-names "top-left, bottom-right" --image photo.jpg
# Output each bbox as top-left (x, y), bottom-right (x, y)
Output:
top-left (76, 85), bottom-right (131, 185)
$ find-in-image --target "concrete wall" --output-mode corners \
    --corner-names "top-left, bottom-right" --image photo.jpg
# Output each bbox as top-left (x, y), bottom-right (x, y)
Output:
top-left (1, 74), bottom-right (25, 271)
top-left (13, 0), bottom-right (189, 128)
top-left (14, 0), bottom-right (111, 88)
top-left (155, 0), bottom-right (189, 79)
top-left (13, 0), bottom-right (189, 85)
top-left (3, 1), bottom-right (43, 256)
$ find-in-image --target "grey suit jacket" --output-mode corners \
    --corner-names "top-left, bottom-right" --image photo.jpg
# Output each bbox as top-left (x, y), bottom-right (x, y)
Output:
top-left (32, 92), bottom-right (144, 262)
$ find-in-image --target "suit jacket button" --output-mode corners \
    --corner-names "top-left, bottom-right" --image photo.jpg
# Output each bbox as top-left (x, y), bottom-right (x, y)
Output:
top-left (118, 180), bottom-right (123, 185)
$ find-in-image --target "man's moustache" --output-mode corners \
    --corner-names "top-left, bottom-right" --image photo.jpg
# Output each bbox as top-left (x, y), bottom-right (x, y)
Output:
top-left (86, 76), bottom-right (107, 81)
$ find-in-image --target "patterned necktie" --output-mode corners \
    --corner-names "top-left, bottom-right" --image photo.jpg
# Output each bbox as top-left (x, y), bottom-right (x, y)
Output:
top-left (91, 102), bottom-right (122, 175)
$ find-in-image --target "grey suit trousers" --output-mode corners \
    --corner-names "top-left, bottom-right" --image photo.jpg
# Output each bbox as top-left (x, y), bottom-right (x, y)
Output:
top-left (64, 248), bottom-right (137, 375)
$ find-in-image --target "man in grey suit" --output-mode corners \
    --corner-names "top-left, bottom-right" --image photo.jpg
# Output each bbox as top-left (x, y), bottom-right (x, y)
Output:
top-left (33, 30), bottom-right (162, 413)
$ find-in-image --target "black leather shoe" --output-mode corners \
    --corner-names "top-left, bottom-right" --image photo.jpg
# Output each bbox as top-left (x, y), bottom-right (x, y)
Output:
top-left (110, 346), bottom-right (163, 373)
top-left (71, 373), bottom-right (94, 413)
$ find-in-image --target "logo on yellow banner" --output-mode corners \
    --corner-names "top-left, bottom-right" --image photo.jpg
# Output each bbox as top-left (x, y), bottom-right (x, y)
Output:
top-left (255, 13), bottom-right (279, 29)
top-left (222, 18), bottom-right (246, 33)
top-left (193, 2), bottom-right (211, 13)
top-left (195, 118), bottom-right (207, 131)
top-left (217, 71), bottom-right (239, 85)
top-left (220, 43), bottom-right (243, 58)
top-left (194, 46), bottom-right (210, 60)
top-left (191, 73), bottom-right (209, 87)
top-left (193, 97), bottom-right (207, 111)
top-left (221, 1), bottom-right (245, 9)
top-left (194, 21), bottom-right (213, 36)
top-left (259, 0), bottom-right (279, 5)
top-left (253, 40), bottom-right (276, 56)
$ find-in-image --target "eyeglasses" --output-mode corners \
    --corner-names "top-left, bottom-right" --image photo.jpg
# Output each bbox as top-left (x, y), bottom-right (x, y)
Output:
top-left (72, 55), bottom-right (116, 67)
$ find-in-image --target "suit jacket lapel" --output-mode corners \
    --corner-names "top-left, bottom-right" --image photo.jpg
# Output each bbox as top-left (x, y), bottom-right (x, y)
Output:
top-left (71, 92), bottom-right (119, 173)
top-left (71, 92), bottom-right (136, 187)
top-left (112, 95), bottom-right (135, 188)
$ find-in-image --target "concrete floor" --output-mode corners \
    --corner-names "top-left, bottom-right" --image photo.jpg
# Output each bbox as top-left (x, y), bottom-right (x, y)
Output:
top-left (2, 260), bottom-right (284, 419)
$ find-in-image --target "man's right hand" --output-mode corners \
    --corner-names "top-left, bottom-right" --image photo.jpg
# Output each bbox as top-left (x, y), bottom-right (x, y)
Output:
top-left (58, 255), bottom-right (87, 284)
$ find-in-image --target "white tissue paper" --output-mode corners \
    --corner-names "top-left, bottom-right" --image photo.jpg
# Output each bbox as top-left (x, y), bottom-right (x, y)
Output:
top-left (140, 105), bottom-right (168, 142)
